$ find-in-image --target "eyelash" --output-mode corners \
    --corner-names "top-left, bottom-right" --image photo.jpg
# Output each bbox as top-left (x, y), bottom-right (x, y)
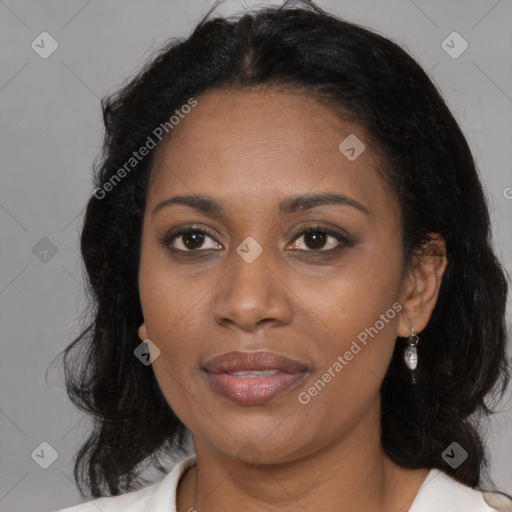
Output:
top-left (159, 223), bottom-right (352, 257)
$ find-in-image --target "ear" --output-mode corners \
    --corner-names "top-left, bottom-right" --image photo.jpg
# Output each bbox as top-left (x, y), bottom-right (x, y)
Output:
top-left (397, 233), bottom-right (448, 337)
top-left (138, 322), bottom-right (149, 341)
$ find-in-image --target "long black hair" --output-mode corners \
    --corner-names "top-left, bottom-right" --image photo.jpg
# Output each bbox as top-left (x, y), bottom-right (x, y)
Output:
top-left (57, 0), bottom-right (510, 498)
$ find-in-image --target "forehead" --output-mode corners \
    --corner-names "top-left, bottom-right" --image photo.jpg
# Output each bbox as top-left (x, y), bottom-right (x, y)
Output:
top-left (147, 88), bottom-right (396, 223)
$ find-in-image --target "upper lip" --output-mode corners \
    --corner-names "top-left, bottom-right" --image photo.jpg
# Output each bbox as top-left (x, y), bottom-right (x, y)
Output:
top-left (203, 351), bottom-right (308, 374)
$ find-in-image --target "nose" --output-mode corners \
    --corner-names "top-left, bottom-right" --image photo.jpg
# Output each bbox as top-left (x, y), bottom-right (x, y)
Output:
top-left (211, 248), bottom-right (293, 332)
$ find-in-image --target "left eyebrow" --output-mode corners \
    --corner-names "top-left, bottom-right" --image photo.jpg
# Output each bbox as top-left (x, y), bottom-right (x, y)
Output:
top-left (151, 192), bottom-right (369, 218)
top-left (278, 192), bottom-right (369, 215)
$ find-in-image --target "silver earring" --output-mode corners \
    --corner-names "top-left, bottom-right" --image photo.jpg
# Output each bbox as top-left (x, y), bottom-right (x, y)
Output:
top-left (404, 327), bottom-right (419, 384)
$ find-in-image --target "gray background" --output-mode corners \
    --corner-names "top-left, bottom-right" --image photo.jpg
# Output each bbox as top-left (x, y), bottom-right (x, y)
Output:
top-left (1, 0), bottom-right (511, 511)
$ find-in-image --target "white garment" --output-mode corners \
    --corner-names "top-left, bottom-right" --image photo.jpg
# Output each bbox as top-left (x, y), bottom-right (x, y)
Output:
top-left (53, 454), bottom-right (512, 512)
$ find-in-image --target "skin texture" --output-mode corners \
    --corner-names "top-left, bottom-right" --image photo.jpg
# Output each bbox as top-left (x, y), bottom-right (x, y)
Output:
top-left (137, 88), bottom-right (448, 512)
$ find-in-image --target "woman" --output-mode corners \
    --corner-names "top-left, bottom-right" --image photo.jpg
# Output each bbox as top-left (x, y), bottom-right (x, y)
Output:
top-left (54, 1), bottom-right (512, 510)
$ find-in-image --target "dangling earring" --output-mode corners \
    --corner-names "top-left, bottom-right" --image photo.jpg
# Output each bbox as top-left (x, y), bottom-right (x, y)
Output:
top-left (404, 327), bottom-right (419, 384)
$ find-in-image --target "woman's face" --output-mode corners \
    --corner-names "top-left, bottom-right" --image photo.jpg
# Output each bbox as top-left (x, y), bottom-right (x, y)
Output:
top-left (138, 88), bottom-right (409, 464)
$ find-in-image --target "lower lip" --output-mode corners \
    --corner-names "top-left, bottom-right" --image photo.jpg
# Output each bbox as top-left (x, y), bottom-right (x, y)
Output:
top-left (205, 371), bottom-right (306, 405)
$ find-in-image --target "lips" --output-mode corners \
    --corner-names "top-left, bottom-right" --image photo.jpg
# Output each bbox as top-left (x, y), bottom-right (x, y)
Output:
top-left (204, 351), bottom-right (307, 374)
top-left (202, 351), bottom-right (309, 405)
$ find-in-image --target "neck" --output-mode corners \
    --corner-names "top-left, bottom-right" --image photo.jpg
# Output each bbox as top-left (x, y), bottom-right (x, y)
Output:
top-left (177, 397), bottom-right (428, 512)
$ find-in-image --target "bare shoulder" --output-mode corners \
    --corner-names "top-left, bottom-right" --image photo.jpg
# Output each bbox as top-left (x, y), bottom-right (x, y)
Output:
top-left (481, 490), bottom-right (512, 511)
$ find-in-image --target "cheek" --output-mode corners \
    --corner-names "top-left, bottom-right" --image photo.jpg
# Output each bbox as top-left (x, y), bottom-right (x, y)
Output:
top-left (296, 291), bottom-right (400, 428)
top-left (138, 234), bottom-right (207, 339)
top-left (139, 267), bottom-right (205, 422)
top-left (297, 245), bottom-right (403, 393)
top-left (139, 269), bottom-right (203, 368)
top-left (311, 246), bottom-right (402, 339)
top-left (138, 243), bottom-right (200, 389)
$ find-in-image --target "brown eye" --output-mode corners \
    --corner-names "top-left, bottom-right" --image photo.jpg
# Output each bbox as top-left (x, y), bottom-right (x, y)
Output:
top-left (176, 231), bottom-right (208, 250)
top-left (289, 226), bottom-right (349, 252)
top-left (161, 227), bottom-right (222, 252)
